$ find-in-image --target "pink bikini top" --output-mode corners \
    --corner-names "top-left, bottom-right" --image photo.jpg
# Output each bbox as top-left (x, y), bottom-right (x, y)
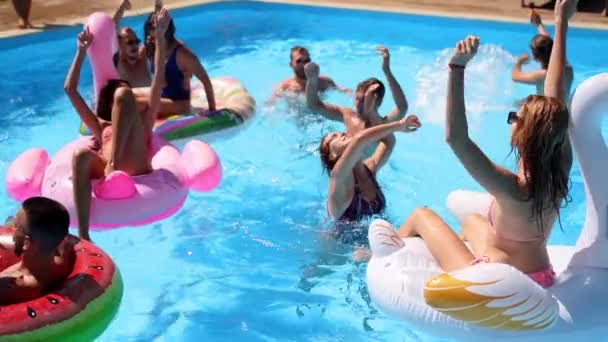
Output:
top-left (487, 199), bottom-right (547, 243)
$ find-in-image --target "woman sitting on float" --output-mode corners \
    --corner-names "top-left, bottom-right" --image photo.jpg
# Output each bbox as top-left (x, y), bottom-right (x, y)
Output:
top-left (392, 1), bottom-right (575, 287)
top-left (65, 8), bottom-right (172, 241)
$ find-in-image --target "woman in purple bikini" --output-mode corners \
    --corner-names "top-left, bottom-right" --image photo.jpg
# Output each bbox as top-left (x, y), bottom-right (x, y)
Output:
top-left (318, 83), bottom-right (421, 242)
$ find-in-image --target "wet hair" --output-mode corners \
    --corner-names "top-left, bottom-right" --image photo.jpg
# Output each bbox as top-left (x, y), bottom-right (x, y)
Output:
top-left (530, 34), bottom-right (553, 69)
top-left (356, 78), bottom-right (386, 106)
top-left (319, 133), bottom-right (339, 173)
top-left (97, 79), bottom-right (130, 122)
top-left (510, 95), bottom-right (571, 231)
top-left (144, 12), bottom-right (176, 43)
top-left (21, 197), bottom-right (69, 254)
top-left (290, 46), bottom-right (309, 62)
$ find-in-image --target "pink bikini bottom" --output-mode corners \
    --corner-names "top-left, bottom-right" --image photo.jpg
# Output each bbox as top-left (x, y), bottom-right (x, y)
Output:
top-left (471, 256), bottom-right (556, 288)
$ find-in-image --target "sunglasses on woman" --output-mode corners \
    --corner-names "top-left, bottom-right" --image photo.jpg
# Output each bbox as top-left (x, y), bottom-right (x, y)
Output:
top-left (507, 111), bottom-right (520, 124)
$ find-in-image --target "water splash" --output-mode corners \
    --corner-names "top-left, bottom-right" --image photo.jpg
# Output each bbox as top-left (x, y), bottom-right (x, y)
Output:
top-left (415, 44), bottom-right (517, 130)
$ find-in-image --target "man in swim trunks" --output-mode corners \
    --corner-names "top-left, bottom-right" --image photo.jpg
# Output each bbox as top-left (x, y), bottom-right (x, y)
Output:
top-left (270, 46), bottom-right (350, 101)
top-left (0, 197), bottom-right (72, 305)
top-left (113, 0), bottom-right (152, 88)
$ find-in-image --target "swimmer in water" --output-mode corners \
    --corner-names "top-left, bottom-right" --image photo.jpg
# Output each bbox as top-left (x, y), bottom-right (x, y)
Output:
top-left (0, 197), bottom-right (74, 305)
top-left (269, 46), bottom-right (350, 103)
top-left (305, 46), bottom-right (409, 137)
top-left (511, 9), bottom-right (573, 100)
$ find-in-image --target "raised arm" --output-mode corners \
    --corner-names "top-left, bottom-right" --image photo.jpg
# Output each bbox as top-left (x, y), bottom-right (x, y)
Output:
top-left (327, 116), bottom-right (420, 218)
top-left (64, 28), bottom-right (101, 143)
top-left (180, 49), bottom-right (216, 112)
top-left (377, 46), bottom-right (408, 122)
top-left (445, 36), bottom-right (520, 198)
top-left (530, 9), bottom-right (550, 37)
top-left (146, 8), bottom-right (169, 123)
top-left (544, 0), bottom-right (576, 102)
top-left (545, 0), bottom-right (576, 164)
top-left (512, 53), bottom-right (547, 84)
top-left (113, 0), bottom-right (131, 27)
top-left (304, 62), bottom-right (345, 122)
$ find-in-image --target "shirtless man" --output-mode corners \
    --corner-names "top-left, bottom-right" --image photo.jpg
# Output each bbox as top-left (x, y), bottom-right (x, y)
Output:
top-left (270, 46), bottom-right (350, 101)
top-left (113, 0), bottom-right (152, 88)
top-left (305, 46), bottom-right (408, 135)
top-left (0, 197), bottom-right (72, 305)
top-left (511, 9), bottom-right (573, 99)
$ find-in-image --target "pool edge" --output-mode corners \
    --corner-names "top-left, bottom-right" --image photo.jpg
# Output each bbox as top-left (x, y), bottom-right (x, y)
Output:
top-left (1, 0), bottom-right (606, 39)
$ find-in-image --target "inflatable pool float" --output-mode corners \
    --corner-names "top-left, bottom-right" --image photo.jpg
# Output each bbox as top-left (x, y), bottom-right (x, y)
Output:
top-left (0, 227), bottom-right (122, 341)
top-left (366, 73), bottom-right (608, 340)
top-left (79, 77), bottom-right (256, 142)
top-left (153, 77), bottom-right (256, 141)
top-left (5, 13), bottom-right (222, 229)
top-left (78, 12), bottom-right (255, 142)
top-left (5, 134), bottom-right (221, 229)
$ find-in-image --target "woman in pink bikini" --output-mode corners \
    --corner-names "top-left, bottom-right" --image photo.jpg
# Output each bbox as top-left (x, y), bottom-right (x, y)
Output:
top-left (396, 0), bottom-right (577, 288)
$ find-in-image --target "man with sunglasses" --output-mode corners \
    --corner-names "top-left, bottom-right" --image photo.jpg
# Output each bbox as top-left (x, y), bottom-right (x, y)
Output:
top-left (270, 46), bottom-right (349, 102)
top-left (112, 0), bottom-right (152, 88)
top-left (0, 197), bottom-right (73, 305)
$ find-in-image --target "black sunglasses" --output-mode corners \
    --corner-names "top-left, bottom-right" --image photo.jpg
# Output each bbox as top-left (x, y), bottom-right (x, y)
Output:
top-left (296, 58), bottom-right (311, 64)
top-left (507, 111), bottom-right (519, 124)
top-left (125, 38), bottom-right (141, 46)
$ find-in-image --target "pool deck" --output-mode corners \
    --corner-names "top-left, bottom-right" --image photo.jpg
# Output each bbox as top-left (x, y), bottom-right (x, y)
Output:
top-left (0, 0), bottom-right (606, 38)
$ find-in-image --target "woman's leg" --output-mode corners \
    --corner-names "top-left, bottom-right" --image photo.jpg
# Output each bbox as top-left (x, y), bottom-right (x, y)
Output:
top-left (460, 214), bottom-right (489, 257)
top-left (109, 87), bottom-right (150, 175)
top-left (398, 207), bottom-right (475, 272)
top-left (158, 99), bottom-right (190, 117)
top-left (72, 149), bottom-right (105, 241)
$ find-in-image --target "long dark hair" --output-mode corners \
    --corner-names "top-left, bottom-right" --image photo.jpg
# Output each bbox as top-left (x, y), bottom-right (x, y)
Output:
top-left (510, 95), bottom-right (571, 231)
top-left (97, 79), bottom-right (130, 121)
top-left (144, 12), bottom-right (176, 43)
top-left (319, 133), bottom-right (339, 173)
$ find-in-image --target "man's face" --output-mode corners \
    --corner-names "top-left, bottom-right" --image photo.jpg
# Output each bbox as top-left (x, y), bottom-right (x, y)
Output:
top-left (118, 28), bottom-right (141, 64)
top-left (290, 50), bottom-right (310, 78)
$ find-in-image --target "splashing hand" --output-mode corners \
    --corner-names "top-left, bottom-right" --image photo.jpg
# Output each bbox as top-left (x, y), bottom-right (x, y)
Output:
top-left (77, 27), bottom-right (93, 51)
top-left (376, 45), bottom-right (390, 72)
top-left (155, 8), bottom-right (171, 36)
top-left (398, 115), bottom-right (421, 132)
top-left (120, 0), bottom-right (132, 11)
top-left (555, 0), bottom-right (578, 21)
top-left (448, 35), bottom-right (480, 67)
top-left (517, 53), bottom-right (530, 65)
top-left (529, 9), bottom-right (542, 25)
top-left (304, 62), bottom-right (320, 79)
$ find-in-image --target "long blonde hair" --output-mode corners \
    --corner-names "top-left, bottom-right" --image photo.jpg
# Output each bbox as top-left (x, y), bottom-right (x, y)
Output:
top-left (510, 95), bottom-right (571, 230)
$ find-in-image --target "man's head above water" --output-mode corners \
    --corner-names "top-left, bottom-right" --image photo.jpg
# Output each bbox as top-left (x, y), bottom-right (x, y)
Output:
top-left (11, 197), bottom-right (70, 259)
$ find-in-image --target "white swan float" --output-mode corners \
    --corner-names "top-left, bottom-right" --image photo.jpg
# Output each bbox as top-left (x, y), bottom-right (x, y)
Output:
top-left (366, 73), bottom-right (608, 340)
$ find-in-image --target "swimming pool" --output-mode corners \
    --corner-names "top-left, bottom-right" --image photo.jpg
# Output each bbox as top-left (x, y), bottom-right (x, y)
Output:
top-left (1, 1), bottom-right (607, 341)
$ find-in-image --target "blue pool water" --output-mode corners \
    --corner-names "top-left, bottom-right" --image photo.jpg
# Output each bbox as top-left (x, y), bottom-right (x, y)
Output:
top-left (1, 1), bottom-right (607, 341)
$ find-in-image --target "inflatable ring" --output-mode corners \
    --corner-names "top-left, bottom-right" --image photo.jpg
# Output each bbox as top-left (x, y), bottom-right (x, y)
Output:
top-left (79, 77), bottom-right (256, 142)
top-left (6, 135), bottom-right (221, 230)
top-left (0, 227), bottom-right (122, 341)
top-left (366, 73), bottom-right (608, 339)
